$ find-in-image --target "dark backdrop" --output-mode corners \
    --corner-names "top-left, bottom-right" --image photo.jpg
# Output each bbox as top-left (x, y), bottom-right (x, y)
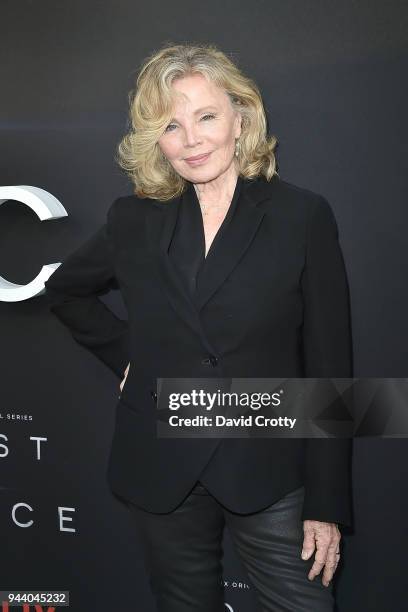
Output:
top-left (1, 1), bottom-right (407, 611)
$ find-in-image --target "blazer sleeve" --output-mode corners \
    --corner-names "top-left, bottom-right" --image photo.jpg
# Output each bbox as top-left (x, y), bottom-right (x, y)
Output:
top-left (300, 195), bottom-right (353, 528)
top-left (43, 200), bottom-right (130, 380)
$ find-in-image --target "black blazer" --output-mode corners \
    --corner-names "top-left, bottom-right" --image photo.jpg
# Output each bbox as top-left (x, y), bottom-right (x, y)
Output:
top-left (44, 174), bottom-right (354, 526)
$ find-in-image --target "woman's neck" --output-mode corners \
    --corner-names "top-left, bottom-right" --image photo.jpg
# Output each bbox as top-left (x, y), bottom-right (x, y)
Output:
top-left (192, 164), bottom-right (239, 207)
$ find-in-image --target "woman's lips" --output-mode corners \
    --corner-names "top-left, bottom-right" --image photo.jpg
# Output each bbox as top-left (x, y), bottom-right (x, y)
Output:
top-left (184, 152), bottom-right (211, 165)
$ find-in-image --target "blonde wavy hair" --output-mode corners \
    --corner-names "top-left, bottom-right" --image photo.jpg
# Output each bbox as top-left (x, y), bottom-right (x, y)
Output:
top-left (116, 42), bottom-right (279, 201)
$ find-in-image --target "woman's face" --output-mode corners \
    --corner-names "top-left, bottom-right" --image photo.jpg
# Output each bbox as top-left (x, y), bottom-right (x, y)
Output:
top-left (157, 73), bottom-right (242, 183)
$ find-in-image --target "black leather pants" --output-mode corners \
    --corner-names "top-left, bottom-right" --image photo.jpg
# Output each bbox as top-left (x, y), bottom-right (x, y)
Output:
top-left (126, 483), bottom-right (335, 612)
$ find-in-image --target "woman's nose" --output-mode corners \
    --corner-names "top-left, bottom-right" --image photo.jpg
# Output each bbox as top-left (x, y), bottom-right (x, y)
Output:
top-left (183, 125), bottom-right (201, 147)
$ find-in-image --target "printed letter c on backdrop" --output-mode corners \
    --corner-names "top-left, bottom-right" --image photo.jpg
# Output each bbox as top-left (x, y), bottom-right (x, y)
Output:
top-left (0, 185), bottom-right (67, 302)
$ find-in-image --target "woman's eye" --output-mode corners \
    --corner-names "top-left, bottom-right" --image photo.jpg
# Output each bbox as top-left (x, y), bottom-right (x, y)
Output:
top-left (164, 124), bottom-right (177, 133)
top-left (164, 114), bottom-right (216, 133)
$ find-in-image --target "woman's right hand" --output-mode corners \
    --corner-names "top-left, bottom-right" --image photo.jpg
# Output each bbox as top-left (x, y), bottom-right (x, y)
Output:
top-left (120, 362), bottom-right (130, 394)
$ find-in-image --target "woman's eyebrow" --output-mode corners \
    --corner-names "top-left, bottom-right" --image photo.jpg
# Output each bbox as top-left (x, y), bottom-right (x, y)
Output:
top-left (193, 106), bottom-right (218, 114)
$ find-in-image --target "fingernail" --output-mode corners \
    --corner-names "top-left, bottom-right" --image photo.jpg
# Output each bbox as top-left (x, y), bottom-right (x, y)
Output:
top-left (301, 551), bottom-right (308, 559)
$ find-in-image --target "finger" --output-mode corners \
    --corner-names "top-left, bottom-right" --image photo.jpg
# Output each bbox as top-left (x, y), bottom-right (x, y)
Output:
top-left (301, 528), bottom-right (316, 560)
top-left (322, 561), bottom-right (339, 587)
top-left (308, 553), bottom-right (328, 580)
top-left (322, 556), bottom-right (338, 586)
top-left (322, 550), bottom-right (340, 586)
top-left (308, 539), bottom-right (330, 580)
top-left (325, 539), bottom-right (340, 564)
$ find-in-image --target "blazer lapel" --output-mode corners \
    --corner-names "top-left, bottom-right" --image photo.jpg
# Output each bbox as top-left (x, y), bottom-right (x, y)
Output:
top-left (145, 193), bottom-right (219, 355)
top-left (145, 174), bottom-right (277, 353)
top-left (194, 178), bottom-right (267, 311)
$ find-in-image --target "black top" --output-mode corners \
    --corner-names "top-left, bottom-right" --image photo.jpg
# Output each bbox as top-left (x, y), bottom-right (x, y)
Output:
top-left (168, 174), bottom-right (244, 303)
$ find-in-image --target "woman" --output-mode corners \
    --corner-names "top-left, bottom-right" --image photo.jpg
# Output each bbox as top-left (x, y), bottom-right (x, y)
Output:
top-left (44, 43), bottom-right (353, 611)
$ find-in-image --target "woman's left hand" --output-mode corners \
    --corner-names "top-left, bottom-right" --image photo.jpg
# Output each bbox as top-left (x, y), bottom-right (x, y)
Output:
top-left (301, 520), bottom-right (341, 587)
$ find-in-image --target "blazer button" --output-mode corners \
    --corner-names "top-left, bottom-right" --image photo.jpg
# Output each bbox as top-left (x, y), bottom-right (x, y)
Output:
top-left (150, 390), bottom-right (158, 403)
top-left (201, 355), bottom-right (218, 366)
